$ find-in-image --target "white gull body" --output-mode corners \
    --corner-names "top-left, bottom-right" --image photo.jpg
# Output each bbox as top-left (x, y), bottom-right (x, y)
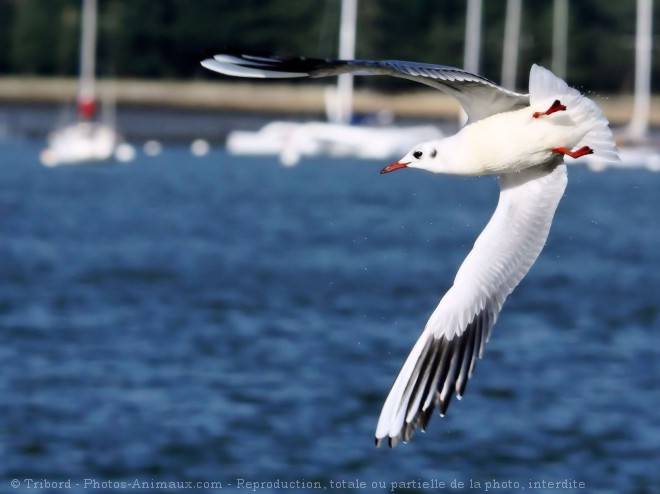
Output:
top-left (201, 54), bottom-right (620, 447)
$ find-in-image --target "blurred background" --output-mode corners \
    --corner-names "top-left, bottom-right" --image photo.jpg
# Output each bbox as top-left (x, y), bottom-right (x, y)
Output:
top-left (0, 0), bottom-right (657, 86)
top-left (1, 1), bottom-right (659, 493)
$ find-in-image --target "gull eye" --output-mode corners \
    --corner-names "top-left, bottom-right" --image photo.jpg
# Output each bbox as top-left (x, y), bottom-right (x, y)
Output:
top-left (413, 150), bottom-right (423, 159)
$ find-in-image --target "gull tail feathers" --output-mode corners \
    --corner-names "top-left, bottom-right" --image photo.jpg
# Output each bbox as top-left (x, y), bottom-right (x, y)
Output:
top-left (529, 64), bottom-right (620, 163)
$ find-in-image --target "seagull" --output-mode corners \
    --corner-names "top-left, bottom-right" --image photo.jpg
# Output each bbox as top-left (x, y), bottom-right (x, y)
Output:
top-left (201, 53), bottom-right (620, 447)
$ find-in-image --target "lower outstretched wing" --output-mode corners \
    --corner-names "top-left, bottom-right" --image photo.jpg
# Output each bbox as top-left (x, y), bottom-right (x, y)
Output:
top-left (375, 159), bottom-right (568, 447)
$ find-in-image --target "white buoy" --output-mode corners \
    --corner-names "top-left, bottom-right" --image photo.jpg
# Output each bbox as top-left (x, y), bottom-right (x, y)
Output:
top-left (143, 139), bottom-right (162, 156)
top-left (190, 139), bottom-right (210, 157)
top-left (115, 143), bottom-right (136, 163)
top-left (39, 149), bottom-right (59, 167)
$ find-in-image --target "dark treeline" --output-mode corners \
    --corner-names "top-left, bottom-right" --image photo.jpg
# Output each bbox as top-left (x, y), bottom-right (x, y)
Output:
top-left (0, 0), bottom-right (656, 93)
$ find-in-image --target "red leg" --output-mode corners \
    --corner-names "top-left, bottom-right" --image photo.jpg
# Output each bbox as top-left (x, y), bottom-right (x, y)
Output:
top-left (552, 145), bottom-right (594, 159)
top-left (533, 99), bottom-right (567, 118)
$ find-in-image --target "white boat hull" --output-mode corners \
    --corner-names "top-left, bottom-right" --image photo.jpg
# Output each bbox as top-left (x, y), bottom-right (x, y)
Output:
top-left (226, 120), bottom-right (443, 166)
top-left (40, 122), bottom-right (119, 167)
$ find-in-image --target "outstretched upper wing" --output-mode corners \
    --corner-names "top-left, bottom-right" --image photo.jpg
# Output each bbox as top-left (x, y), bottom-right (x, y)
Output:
top-left (375, 159), bottom-right (568, 447)
top-left (201, 54), bottom-right (529, 122)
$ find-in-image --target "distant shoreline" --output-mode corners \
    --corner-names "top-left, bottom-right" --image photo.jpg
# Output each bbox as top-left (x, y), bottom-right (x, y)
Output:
top-left (0, 76), bottom-right (657, 127)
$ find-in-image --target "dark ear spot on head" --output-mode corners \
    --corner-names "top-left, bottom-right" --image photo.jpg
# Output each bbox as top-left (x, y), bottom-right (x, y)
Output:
top-left (430, 148), bottom-right (437, 158)
top-left (413, 150), bottom-right (423, 159)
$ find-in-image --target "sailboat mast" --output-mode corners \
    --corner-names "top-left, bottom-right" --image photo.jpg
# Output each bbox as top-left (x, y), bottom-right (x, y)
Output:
top-left (464, 0), bottom-right (482, 74)
top-left (551, 0), bottom-right (568, 79)
top-left (78, 0), bottom-right (97, 119)
top-left (336, 0), bottom-right (357, 125)
top-left (628, 0), bottom-right (653, 141)
top-left (458, 0), bottom-right (482, 125)
top-left (501, 0), bottom-right (521, 90)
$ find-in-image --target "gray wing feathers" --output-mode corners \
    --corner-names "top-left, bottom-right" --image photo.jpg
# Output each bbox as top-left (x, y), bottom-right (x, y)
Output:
top-left (201, 53), bottom-right (530, 122)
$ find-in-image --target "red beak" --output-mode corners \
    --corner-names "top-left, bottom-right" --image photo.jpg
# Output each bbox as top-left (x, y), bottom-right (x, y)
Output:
top-left (380, 161), bottom-right (410, 174)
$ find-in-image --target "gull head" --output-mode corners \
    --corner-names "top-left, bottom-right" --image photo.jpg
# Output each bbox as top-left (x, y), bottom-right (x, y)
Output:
top-left (380, 140), bottom-right (446, 174)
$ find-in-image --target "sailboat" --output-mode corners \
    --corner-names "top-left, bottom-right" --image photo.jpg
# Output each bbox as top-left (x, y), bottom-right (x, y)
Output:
top-left (581, 0), bottom-right (660, 171)
top-left (225, 0), bottom-right (442, 166)
top-left (40, 0), bottom-right (123, 167)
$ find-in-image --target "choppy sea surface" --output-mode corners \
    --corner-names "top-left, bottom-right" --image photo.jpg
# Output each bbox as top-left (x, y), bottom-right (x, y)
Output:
top-left (1, 140), bottom-right (659, 493)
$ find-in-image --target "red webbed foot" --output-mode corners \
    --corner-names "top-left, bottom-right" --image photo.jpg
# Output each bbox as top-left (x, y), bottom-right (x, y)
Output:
top-left (552, 145), bottom-right (594, 159)
top-left (533, 99), bottom-right (567, 118)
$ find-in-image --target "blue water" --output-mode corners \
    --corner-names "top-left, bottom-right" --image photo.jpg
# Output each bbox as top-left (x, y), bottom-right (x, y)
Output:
top-left (1, 140), bottom-right (659, 493)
